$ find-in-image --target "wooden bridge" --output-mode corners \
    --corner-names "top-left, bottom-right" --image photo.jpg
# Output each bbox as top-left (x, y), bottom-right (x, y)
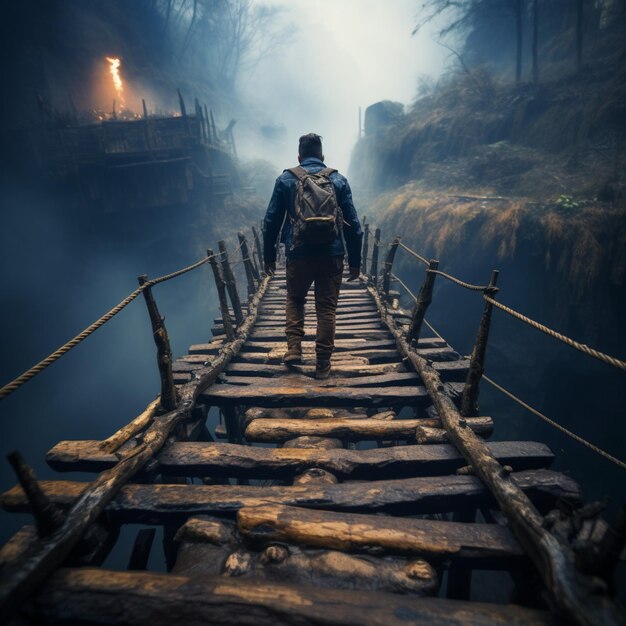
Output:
top-left (0, 226), bottom-right (624, 625)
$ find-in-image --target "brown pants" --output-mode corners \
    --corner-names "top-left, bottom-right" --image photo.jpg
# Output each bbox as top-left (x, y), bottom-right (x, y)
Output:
top-left (285, 255), bottom-right (343, 361)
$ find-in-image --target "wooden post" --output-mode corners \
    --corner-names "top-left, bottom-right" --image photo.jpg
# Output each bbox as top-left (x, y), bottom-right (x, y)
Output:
top-left (177, 88), bottom-right (190, 136)
top-left (361, 224), bottom-right (370, 275)
top-left (460, 270), bottom-right (499, 417)
top-left (381, 236), bottom-right (401, 300)
top-left (238, 232), bottom-right (259, 297)
top-left (208, 248), bottom-right (235, 341)
top-left (406, 259), bottom-right (439, 344)
top-left (369, 227), bottom-right (381, 286)
top-left (218, 240), bottom-right (244, 327)
top-left (204, 104), bottom-right (211, 142)
top-left (252, 226), bottom-right (264, 273)
top-left (6, 451), bottom-right (63, 537)
top-left (127, 528), bottom-right (156, 571)
top-left (210, 108), bottom-right (217, 140)
top-left (138, 275), bottom-right (177, 412)
top-left (446, 509), bottom-right (475, 599)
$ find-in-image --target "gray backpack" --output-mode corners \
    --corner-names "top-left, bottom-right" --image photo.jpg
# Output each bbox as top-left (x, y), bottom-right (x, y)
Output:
top-left (287, 166), bottom-right (342, 250)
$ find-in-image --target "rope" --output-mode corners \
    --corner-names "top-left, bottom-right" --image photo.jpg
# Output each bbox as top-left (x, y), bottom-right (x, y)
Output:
top-left (428, 269), bottom-right (496, 293)
top-left (485, 296), bottom-right (626, 372)
top-left (398, 242), bottom-right (429, 266)
top-left (483, 375), bottom-right (626, 470)
top-left (0, 245), bottom-right (242, 400)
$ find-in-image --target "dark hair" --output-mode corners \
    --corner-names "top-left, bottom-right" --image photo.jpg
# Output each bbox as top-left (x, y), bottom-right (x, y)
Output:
top-left (298, 133), bottom-right (323, 160)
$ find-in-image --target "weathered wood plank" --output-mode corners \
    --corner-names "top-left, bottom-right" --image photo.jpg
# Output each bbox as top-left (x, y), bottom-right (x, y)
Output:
top-left (237, 504), bottom-right (524, 565)
top-left (236, 339), bottom-right (399, 352)
top-left (247, 329), bottom-right (392, 341)
top-left (223, 372), bottom-right (422, 388)
top-left (45, 440), bottom-right (552, 477)
top-left (244, 415), bottom-right (492, 442)
top-left (201, 385), bottom-right (430, 408)
top-left (2, 471), bottom-right (581, 521)
top-left (225, 362), bottom-right (406, 377)
top-left (22, 568), bottom-right (557, 626)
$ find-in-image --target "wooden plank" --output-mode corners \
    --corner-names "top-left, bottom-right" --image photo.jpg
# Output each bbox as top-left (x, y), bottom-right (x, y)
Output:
top-left (1, 471), bottom-right (581, 522)
top-left (247, 329), bottom-right (392, 341)
top-left (222, 372), bottom-right (423, 388)
top-left (22, 568), bottom-right (557, 626)
top-left (224, 362), bottom-right (406, 377)
top-left (200, 385), bottom-right (429, 408)
top-left (45, 440), bottom-right (552, 477)
top-left (237, 339), bottom-right (399, 352)
top-left (237, 504), bottom-right (525, 565)
top-left (233, 349), bottom-right (400, 365)
top-left (244, 416), bottom-right (493, 442)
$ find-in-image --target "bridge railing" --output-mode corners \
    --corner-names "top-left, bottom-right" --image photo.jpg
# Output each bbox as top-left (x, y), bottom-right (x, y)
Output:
top-left (362, 221), bottom-right (626, 471)
top-left (0, 228), bottom-right (265, 404)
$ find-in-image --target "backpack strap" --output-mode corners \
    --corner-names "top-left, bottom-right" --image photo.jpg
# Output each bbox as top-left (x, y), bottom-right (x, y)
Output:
top-left (286, 166), bottom-right (308, 180)
top-left (316, 167), bottom-right (337, 178)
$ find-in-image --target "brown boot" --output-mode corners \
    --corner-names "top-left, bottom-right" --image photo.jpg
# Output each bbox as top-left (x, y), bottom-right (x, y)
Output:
top-left (283, 340), bottom-right (302, 366)
top-left (315, 359), bottom-right (331, 380)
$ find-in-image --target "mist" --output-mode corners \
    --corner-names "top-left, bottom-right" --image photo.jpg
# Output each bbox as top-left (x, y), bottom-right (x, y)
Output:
top-left (239, 0), bottom-right (448, 172)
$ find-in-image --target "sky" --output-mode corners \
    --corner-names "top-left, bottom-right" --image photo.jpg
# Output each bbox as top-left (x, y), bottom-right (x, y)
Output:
top-left (240, 0), bottom-right (448, 172)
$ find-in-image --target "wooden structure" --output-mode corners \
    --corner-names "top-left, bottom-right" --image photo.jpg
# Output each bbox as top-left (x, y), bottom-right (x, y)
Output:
top-left (0, 227), bottom-right (624, 625)
top-left (32, 92), bottom-right (235, 213)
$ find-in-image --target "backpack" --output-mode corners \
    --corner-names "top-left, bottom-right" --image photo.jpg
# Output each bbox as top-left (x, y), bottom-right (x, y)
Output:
top-left (286, 166), bottom-right (342, 251)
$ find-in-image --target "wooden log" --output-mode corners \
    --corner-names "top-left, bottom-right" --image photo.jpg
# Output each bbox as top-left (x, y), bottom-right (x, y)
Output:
top-left (237, 504), bottom-right (524, 565)
top-left (238, 231), bottom-right (259, 294)
top-left (208, 248), bottom-right (235, 341)
top-left (406, 259), bottom-right (439, 344)
top-left (366, 283), bottom-right (623, 625)
top-left (98, 398), bottom-right (160, 453)
top-left (381, 236), bottom-right (401, 298)
top-left (127, 528), bottom-right (156, 571)
top-left (6, 451), bottom-right (63, 537)
top-left (21, 568), bottom-right (557, 626)
top-left (251, 225), bottom-right (264, 274)
top-left (223, 372), bottom-right (422, 388)
top-left (247, 329), bottom-right (391, 341)
top-left (223, 338), bottom-right (399, 352)
top-left (245, 407), bottom-right (397, 420)
top-left (370, 227), bottom-right (381, 285)
top-left (461, 270), bottom-right (499, 416)
top-left (225, 362), bottom-right (406, 378)
top-left (0, 275), bottom-right (272, 621)
top-left (361, 223), bottom-right (370, 274)
top-left (244, 416), bottom-right (493, 443)
top-left (202, 385), bottom-right (430, 408)
top-left (138, 275), bottom-right (177, 412)
top-left (218, 240), bottom-right (244, 326)
top-left (2, 470), bottom-right (580, 522)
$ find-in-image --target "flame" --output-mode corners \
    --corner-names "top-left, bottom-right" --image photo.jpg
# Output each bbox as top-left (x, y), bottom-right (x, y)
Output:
top-left (106, 56), bottom-right (124, 107)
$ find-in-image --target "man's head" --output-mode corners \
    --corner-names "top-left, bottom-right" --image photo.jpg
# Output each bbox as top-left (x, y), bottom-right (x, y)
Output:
top-left (298, 133), bottom-right (324, 163)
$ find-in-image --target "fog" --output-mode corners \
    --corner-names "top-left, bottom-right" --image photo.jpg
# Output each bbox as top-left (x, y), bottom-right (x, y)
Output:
top-left (239, 0), bottom-right (447, 172)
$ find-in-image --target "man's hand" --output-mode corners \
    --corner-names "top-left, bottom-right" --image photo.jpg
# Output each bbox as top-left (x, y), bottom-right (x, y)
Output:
top-left (347, 266), bottom-right (361, 282)
top-left (264, 262), bottom-right (276, 276)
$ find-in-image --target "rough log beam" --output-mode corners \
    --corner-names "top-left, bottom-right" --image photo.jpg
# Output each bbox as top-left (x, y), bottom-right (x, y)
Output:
top-left (21, 568), bottom-right (556, 626)
top-left (2, 470), bottom-right (581, 522)
top-left (366, 282), bottom-right (623, 626)
top-left (0, 275), bottom-right (271, 621)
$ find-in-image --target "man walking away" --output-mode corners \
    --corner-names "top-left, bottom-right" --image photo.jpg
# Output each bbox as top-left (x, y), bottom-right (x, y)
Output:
top-left (263, 133), bottom-right (363, 379)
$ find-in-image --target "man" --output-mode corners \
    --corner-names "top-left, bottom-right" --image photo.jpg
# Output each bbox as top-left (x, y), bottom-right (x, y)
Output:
top-left (263, 133), bottom-right (363, 379)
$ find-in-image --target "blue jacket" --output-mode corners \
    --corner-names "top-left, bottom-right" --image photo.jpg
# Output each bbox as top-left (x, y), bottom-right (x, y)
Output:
top-left (263, 157), bottom-right (363, 268)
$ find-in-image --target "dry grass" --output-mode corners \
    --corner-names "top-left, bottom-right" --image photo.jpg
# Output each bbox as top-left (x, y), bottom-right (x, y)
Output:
top-left (370, 185), bottom-right (626, 296)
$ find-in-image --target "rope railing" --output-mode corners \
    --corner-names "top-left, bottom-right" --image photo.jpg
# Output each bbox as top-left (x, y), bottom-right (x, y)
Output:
top-left (484, 296), bottom-right (626, 372)
top-left (390, 269), bottom-right (626, 470)
top-left (427, 269), bottom-right (498, 294)
top-left (483, 374), bottom-right (626, 470)
top-left (0, 242), bottom-right (246, 401)
top-left (398, 241), bottom-right (429, 266)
